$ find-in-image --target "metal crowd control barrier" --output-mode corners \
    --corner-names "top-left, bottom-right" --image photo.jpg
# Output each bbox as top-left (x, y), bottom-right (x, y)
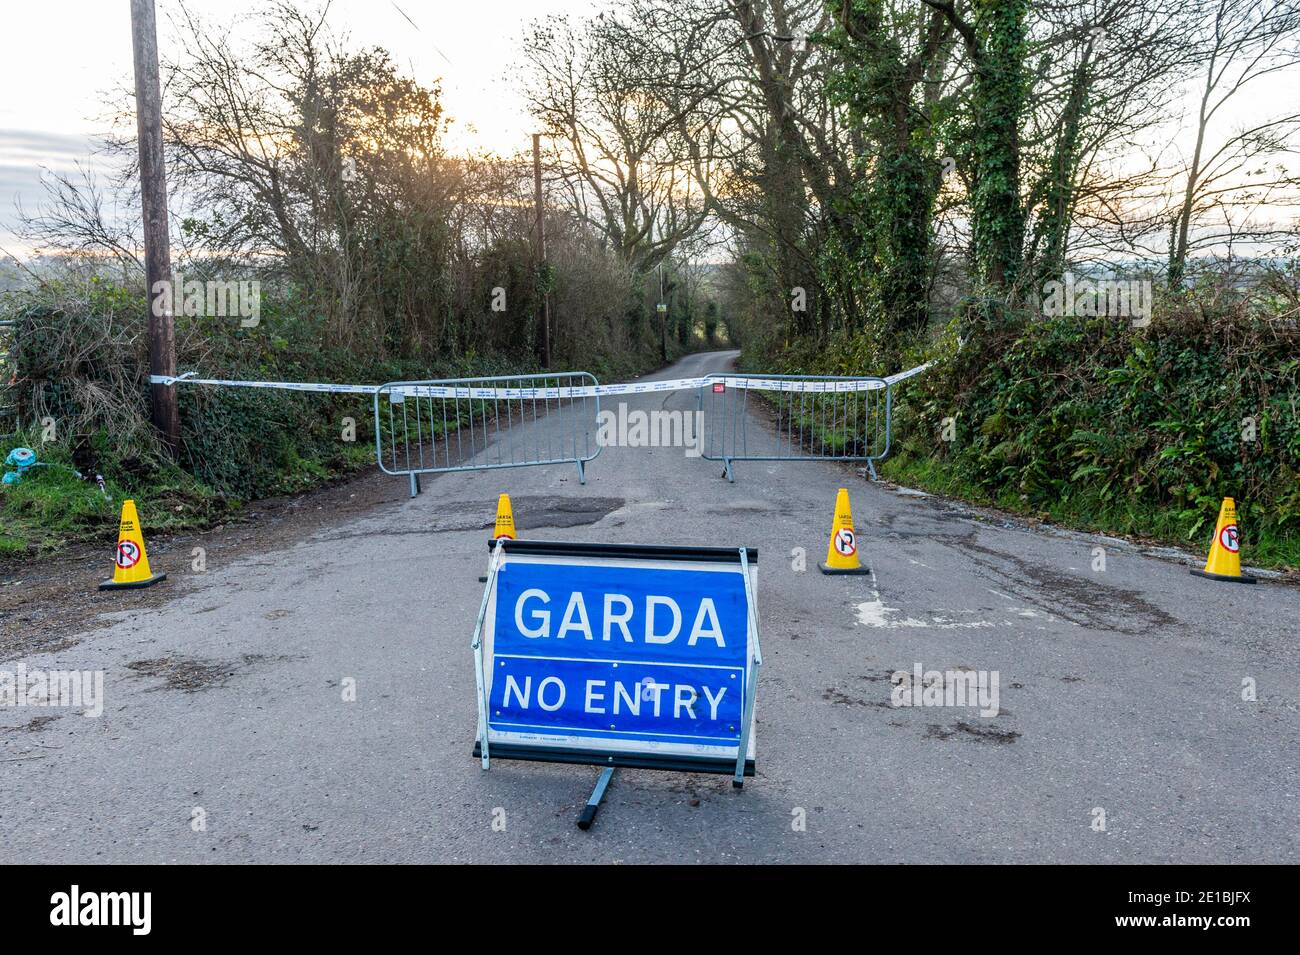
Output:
top-left (374, 373), bottom-right (601, 496)
top-left (698, 373), bottom-right (891, 482)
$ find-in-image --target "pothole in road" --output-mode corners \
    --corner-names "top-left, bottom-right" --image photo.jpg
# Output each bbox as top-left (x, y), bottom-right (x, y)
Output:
top-left (16, 714), bottom-right (62, 733)
top-left (705, 499), bottom-right (794, 517)
top-left (427, 496), bottom-right (626, 532)
top-left (125, 653), bottom-right (287, 693)
top-left (822, 687), bottom-right (891, 708)
top-left (875, 507), bottom-right (979, 542)
top-left (947, 537), bottom-right (1178, 634)
top-left (924, 722), bottom-right (1021, 744)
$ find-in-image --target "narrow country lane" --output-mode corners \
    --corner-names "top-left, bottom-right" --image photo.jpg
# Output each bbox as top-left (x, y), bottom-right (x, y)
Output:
top-left (2, 350), bottom-right (1296, 863)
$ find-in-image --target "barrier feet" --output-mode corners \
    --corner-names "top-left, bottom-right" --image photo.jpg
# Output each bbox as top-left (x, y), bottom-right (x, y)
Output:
top-left (408, 473), bottom-right (422, 498)
top-left (577, 766), bottom-right (616, 831)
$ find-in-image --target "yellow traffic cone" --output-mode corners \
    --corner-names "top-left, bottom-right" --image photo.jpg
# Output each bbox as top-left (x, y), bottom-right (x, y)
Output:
top-left (493, 494), bottom-right (517, 540)
top-left (99, 499), bottom-right (166, 591)
top-left (819, 487), bottom-right (870, 575)
top-left (1190, 497), bottom-right (1256, 584)
top-left (480, 494), bottom-right (518, 581)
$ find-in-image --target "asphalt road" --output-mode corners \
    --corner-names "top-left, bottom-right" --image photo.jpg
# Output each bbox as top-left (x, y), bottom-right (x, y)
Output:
top-left (2, 350), bottom-right (1296, 863)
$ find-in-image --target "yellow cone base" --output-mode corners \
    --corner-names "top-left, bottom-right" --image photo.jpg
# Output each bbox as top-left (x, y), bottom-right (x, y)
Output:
top-left (99, 572), bottom-right (167, 591)
top-left (819, 562), bottom-right (871, 576)
top-left (1189, 568), bottom-right (1256, 585)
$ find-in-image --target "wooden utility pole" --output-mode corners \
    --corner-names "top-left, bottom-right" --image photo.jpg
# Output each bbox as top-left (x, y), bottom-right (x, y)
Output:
top-left (532, 134), bottom-right (551, 368)
top-left (130, 0), bottom-right (179, 453)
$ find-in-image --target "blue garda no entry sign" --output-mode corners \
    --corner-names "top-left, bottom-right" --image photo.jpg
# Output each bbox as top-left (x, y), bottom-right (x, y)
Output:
top-left (471, 540), bottom-right (760, 781)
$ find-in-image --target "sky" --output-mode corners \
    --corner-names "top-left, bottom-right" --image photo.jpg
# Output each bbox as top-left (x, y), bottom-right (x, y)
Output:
top-left (0, 0), bottom-right (594, 254)
top-left (0, 1), bottom-right (1295, 260)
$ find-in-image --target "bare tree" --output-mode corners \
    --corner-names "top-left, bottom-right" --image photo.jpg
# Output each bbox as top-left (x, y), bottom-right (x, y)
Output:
top-left (144, 1), bottom-right (460, 350)
top-left (522, 10), bottom-right (714, 274)
top-left (18, 161), bottom-right (142, 275)
top-left (1019, 0), bottom-right (1192, 282)
top-left (1167, 0), bottom-right (1300, 287)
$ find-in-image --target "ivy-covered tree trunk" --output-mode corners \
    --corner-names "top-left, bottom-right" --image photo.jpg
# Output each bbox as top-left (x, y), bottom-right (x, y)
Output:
top-left (869, 142), bottom-right (941, 338)
top-left (734, 0), bottom-right (823, 340)
top-left (762, 132), bottom-right (819, 340)
top-left (1026, 35), bottom-right (1096, 290)
top-left (826, 1), bottom-right (953, 344)
top-left (968, 0), bottom-right (1029, 296)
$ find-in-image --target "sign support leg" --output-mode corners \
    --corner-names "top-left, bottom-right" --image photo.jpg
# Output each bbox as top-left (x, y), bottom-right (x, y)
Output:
top-left (733, 659), bottom-right (757, 789)
top-left (577, 766), bottom-right (615, 830)
top-left (734, 547), bottom-right (762, 788)
top-left (471, 540), bottom-right (506, 770)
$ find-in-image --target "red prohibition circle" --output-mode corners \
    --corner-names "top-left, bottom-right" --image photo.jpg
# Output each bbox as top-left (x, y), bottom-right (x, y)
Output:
top-left (116, 541), bottom-right (141, 568)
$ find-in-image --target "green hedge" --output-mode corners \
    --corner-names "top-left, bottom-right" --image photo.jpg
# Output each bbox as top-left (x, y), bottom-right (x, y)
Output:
top-left (749, 301), bottom-right (1300, 570)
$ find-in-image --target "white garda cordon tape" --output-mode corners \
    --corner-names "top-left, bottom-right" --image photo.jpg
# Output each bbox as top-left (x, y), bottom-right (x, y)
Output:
top-left (149, 372), bottom-right (380, 395)
top-left (150, 360), bottom-right (934, 400)
top-left (883, 361), bottom-right (933, 385)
